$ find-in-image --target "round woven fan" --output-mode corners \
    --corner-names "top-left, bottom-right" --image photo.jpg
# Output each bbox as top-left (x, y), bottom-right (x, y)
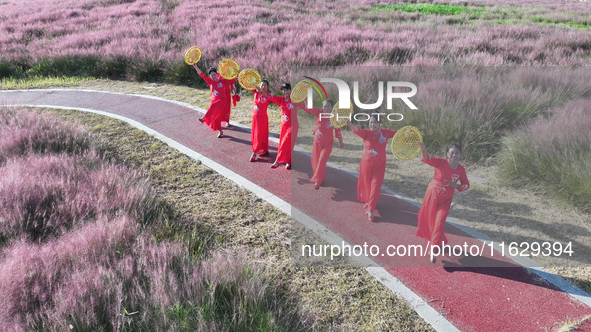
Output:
top-left (290, 80), bottom-right (312, 103)
top-left (391, 125), bottom-right (423, 161)
top-left (238, 69), bottom-right (261, 90)
top-left (218, 58), bottom-right (240, 79)
top-left (184, 47), bottom-right (202, 65)
top-left (330, 101), bottom-right (353, 129)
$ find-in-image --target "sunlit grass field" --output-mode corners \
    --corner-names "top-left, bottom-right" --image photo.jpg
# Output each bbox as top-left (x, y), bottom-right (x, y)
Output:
top-left (2, 0), bottom-right (591, 330)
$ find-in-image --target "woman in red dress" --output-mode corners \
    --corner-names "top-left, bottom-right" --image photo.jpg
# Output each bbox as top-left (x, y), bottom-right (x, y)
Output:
top-left (347, 115), bottom-right (397, 221)
top-left (193, 65), bottom-right (237, 138)
top-left (301, 99), bottom-right (344, 189)
top-left (416, 142), bottom-right (470, 262)
top-left (270, 83), bottom-right (301, 170)
top-left (249, 79), bottom-right (272, 162)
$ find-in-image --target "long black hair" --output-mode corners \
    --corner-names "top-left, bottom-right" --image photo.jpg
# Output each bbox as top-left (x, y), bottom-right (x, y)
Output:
top-left (446, 141), bottom-right (462, 154)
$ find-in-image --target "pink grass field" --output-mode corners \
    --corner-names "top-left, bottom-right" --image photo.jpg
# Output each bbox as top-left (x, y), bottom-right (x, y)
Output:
top-left (0, 109), bottom-right (293, 331)
top-left (1, 0), bottom-right (591, 81)
top-left (2, 0), bottom-right (591, 329)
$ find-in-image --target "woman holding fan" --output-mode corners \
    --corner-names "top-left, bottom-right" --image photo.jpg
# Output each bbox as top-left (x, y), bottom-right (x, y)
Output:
top-left (416, 142), bottom-right (469, 262)
top-left (270, 83), bottom-right (302, 170)
top-left (302, 99), bottom-right (344, 189)
top-left (249, 79), bottom-right (272, 162)
top-left (347, 115), bottom-right (397, 222)
top-left (193, 64), bottom-right (237, 138)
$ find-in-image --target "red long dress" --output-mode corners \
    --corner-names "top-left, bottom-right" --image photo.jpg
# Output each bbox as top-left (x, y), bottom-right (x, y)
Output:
top-left (198, 73), bottom-right (237, 131)
top-left (305, 107), bottom-right (342, 185)
top-left (416, 155), bottom-right (470, 247)
top-left (223, 82), bottom-right (236, 125)
top-left (251, 90), bottom-right (272, 155)
top-left (270, 96), bottom-right (299, 165)
top-left (353, 128), bottom-right (397, 213)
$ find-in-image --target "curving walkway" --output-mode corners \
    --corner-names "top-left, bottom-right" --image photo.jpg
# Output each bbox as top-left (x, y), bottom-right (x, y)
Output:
top-left (2, 89), bottom-right (591, 332)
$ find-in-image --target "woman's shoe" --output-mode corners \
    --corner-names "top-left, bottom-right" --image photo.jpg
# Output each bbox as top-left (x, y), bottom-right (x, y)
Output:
top-left (271, 162), bottom-right (279, 169)
top-left (286, 163), bottom-right (291, 170)
top-left (217, 130), bottom-right (223, 138)
top-left (250, 153), bottom-right (257, 162)
top-left (313, 182), bottom-right (320, 190)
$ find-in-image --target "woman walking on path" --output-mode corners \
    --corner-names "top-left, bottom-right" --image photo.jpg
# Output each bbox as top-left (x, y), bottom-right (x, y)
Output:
top-left (347, 115), bottom-right (397, 222)
top-left (301, 99), bottom-right (344, 189)
top-left (416, 141), bottom-right (470, 262)
top-left (193, 64), bottom-right (237, 138)
top-left (249, 79), bottom-right (272, 162)
top-left (269, 83), bottom-right (302, 170)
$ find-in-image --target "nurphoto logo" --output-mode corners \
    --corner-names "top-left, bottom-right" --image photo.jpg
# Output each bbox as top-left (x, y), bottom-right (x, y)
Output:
top-left (301, 77), bottom-right (418, 122)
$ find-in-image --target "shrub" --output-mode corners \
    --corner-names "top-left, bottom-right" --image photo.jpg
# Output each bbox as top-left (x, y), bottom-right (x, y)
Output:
top-left (0, 109), bottom-right (92, 163)
top-left (0, 152), bottom-right (166, 242)
top-left (130, 59), bottom-right (165, 82)
top-left (496, 99), bottom-right (591, 212)
top-left (0, 61), bottom-right (15, 78)
top-left (26, 56), bottom-right (99, 78)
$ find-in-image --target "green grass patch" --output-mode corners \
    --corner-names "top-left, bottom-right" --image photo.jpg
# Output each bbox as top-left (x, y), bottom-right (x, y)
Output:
top-left (369, 3), bottom-right (591, 30)
top-left (0, 75), bottom-right (95, 89)
top-left (370, 3), bottom-right (483, 15)
top-left (530, 16), bottom-right (591, 29)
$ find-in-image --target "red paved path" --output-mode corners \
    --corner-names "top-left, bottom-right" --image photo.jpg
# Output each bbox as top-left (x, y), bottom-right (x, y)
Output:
top-left (2, 89), bottom-right (591, 332)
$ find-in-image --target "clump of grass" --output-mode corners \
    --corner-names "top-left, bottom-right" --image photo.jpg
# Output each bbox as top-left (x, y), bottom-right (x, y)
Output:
top-left (497, 99), bottom-right (591, 213)
top-left (0, 216), bottom-right (297, 331)
top-left (0, 108), bottom-right (92, 162)
top-left (554, 314), bottom-right (591, 332)
top-left (0, 152), bottom-right (167, 242)
top-left (0, 109), bottom-right (168, 242)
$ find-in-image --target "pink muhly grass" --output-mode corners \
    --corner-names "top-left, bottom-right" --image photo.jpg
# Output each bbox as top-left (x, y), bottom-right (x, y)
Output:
top-left (3, 0), bottom-right (591, 82)
top-left (0, 217), bottom-right (287, 331)
top-left (0, 108), bottom-right (91, 163)
top-left (498, 99), bottom-right (591, 211)
top-left (504, 99), bottom-right (591, 160)
top-left (0, 107), bottom-right (297, 330)
top-left (0, 151), bottom-right (163, 242)
top-left (0, 216), bottom-right (138, 331)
